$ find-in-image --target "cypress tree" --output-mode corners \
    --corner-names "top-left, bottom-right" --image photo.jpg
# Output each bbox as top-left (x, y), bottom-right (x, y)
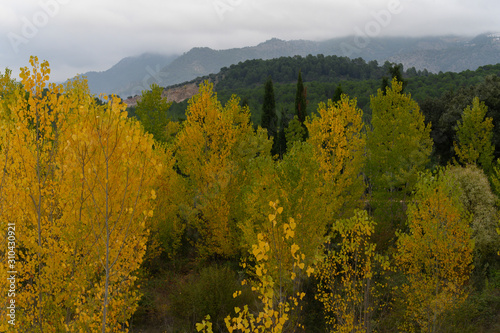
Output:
top-left (295, 70), bottom-right (307, 123)
top-left (333, 83), bottom-right (343, 103)
top-left (261, 77), bottom-right (278, 139)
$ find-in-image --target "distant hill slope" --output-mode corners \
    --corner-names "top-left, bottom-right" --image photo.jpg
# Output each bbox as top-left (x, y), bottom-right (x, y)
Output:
top-left (82, 33), bottom-right (500, 97)
top-left (77, 53), bottom-right (178, 97)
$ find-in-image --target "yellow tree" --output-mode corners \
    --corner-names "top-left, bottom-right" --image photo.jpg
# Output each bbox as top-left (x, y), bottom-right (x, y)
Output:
top-left (396, 170), bottom-right (473, 333)
top-left (0, 58), bottom-right (160, 332)
top-left (175, 81), bottom-right (271, 258)
top-left (62, 94), bottom-right (161, 332)
top-left (197, 201), bottom-right (314, 333)
top-left (306, 94), bottom-right (366, 220)
top-left (0, 57), bottom-right (75, 331)
top-left (315, 210), bottom-right (390, 333)
top-left (0, 68), bottom-right (21, 333)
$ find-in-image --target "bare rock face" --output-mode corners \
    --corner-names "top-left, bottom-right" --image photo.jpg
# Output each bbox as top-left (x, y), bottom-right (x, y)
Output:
top-left (123, 82), bottom-right (199, 107)
top-left (164, 82), bottom-right (199, 103)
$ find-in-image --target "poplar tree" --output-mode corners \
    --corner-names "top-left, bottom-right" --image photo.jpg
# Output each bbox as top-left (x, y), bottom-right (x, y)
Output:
top-left (454, 97), bottom-right (494, 173)
top-left (366, 78), bottom-right (432, 237)
top-left (396, 170), bottom-right (473, 333)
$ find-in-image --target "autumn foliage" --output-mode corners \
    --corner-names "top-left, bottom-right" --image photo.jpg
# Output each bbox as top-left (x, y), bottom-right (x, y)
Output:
top-left (0, 57), bottom-right (160, 332)
top-left (0, 58), bottom-right (497, 333)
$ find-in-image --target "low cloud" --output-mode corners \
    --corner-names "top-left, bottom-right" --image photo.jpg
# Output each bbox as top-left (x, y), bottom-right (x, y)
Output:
top-left (1, 0), bottom-right (499, 82)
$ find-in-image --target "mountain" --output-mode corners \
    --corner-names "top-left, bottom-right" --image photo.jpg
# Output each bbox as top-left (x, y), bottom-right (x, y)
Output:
top-left (78, 52), bottom-right (178, 97)
top-left (81, 33), bottom-right (500, 97)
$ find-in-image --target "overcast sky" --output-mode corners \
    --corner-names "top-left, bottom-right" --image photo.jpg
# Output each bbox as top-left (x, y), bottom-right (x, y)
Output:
top-left (1, 0), bottom-right (500, 82)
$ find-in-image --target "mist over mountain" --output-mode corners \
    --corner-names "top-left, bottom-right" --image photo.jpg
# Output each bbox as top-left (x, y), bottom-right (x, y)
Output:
top-left (77, 53), bottom-right (178, 97)
top-left (80, 33), bottom-right (500, 97)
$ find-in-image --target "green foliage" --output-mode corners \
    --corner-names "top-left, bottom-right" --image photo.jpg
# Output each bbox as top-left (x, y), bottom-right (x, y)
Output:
top-left (135, 83), bottom-right (173, 143)
top-left (170, 265), bottom-right (254, 332)
top-left (367, 78), bottom-right (433, 245)
top-left (454, 97), bottom-right (495, 172)
top-left (332, 84), bottom-right (343, 103)
top-left (284, 116), bottom-right (306, 150)
top-left (445, 165), bottom-right (500, 284)
top-left (261, 77), bottom-right (278, 139)
top-left (367, 78), bottom-right (433, 196)
top-left (295, 70), bottom-right (307, 124)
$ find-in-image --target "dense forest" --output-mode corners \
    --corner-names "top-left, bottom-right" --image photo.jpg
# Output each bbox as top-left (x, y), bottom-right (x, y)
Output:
top-left (1, 56), bottom-right (499, 333)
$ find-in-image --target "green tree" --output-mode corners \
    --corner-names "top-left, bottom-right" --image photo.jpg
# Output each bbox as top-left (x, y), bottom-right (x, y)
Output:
top-left (366, 78), bottom-right (433, 241)
top-left (381, 63), bottom-right (407, 95)
top-left (332, 83), bottom-right (343, 103)
top-left (135, 83), bottom-right (172, 143)
top-left (445, 165), bottom-right (500, 283)
top-left (454, 97), bottom-right (495, 173)
top-left (275, 108), bottom-right (289, 159)
top-left (284, 116), bottom-right (306, 151)
top-left (261, 77), bottom-right (278, 139)
top-left (295, 70), bottom-right (307, 125)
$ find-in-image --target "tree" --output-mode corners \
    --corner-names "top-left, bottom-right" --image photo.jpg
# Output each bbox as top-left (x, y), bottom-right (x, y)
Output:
top-left (396, 170), bottom-right (473, 333)
top-left (332, 84), bottom-right (343, 103)
top-left (66, 93), bottom-right (161, 333)
top-left (284, 116), bottom-right (306, 150)
top-left (381, 63), bottom-right (407, 95)
top-left (454, 97), bottom-right (495, 173)
top-left (261, 77), bottom-right (278, 140)
top-left (306, 94), bottom-right (366, 220)
top-left (294, 70), bottom-right (307, 128)
top-left (0, 57), bottom-right (161, 332)
top-left (316, 210), bottom-right (390, 333)
top-left (135, 83), bottom-right (172, 143)
top-left (275, 108), bottom-right (290, 159)
top-left (175, 81), bottom-right (271, 258)
top-left (197, 202), bottom-right (314, 333)
top-left (445, 165), bottom-right (500, 282)
top-left (366, 78), bottom-right (433, 238)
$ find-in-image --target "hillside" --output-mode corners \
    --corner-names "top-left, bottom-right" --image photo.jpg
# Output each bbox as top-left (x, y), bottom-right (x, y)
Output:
top-left (82, 34), bottom-right (500, 97)
top-left (153, 53), bottom-right (500, 125)
top-left (78, 52), bottom-right (178, 97)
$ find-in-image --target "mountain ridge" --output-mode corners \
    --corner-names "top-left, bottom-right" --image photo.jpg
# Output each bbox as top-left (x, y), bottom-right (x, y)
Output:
top-left (79, 33), bottom-right (500, 98)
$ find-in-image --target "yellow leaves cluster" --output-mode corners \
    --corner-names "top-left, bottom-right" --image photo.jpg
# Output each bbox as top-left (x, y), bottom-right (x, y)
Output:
top-left (175, 81), bottom-right (262, 258)
top-left (0, 57), bottom-right (159, 332)
top-left (396, 170), bottom-right (473, 332)
top-left (316, 210), bottom-right (390, 333)
top-left (306, 94), bottom-right (366, 218)
top-left (198, 202), bottom-right (312, 333)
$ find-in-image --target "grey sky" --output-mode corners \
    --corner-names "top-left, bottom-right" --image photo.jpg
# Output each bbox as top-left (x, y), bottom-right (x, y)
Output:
top-left (1, 0), bottom-right (500, 82)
